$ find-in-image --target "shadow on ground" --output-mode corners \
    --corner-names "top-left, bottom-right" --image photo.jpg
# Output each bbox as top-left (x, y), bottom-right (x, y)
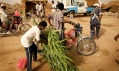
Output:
top-left (99, 28), bottom-right (106, 38)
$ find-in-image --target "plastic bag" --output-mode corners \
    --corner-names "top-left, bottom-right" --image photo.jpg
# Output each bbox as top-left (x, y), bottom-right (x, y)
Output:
top-left (17, 58), bottom-right (27, 69)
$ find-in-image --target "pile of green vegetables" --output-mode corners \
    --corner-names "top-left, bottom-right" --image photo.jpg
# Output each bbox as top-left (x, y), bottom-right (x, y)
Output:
top-left (41, 27), bottom-right (80, 71)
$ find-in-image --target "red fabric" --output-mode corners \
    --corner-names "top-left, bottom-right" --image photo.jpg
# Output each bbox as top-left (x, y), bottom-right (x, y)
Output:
top-left (64, 29), bottom-right (76, 40)
top-left (64, 29), bottom-right (77, 47)
top-left (17, 58), bottom-right (27, 69)
top-left (14, 10), bottom-right (21, 17)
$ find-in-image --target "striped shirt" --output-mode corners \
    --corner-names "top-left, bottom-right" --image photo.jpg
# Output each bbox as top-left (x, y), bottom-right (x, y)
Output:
top-left (48, 9), bottom-right (64, 35)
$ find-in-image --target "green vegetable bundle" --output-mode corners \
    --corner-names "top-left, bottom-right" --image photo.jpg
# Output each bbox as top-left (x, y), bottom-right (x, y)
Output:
top-left (40, 26), bottom-right (54, 44)
top-left (42, 27), bottom-right (80, 71)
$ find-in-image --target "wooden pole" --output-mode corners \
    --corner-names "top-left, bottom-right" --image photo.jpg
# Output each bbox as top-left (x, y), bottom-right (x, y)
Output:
top-left (21, 0), bottom-right (26, 20)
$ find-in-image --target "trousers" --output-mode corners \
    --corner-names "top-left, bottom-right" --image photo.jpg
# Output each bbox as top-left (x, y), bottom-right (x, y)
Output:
top-left (24, 43), bottom-right (37, 71)
top-left (90, 24), bottom-right (100, 38)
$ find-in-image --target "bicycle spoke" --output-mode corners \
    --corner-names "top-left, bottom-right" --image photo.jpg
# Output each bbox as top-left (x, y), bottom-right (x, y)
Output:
top-left (77, 37), bottom-right (96, 55)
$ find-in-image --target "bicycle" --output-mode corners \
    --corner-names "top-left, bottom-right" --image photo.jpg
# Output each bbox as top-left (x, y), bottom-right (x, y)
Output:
top-left (13, 17), bottom-right (31, 34)
top-left (0, 15), bottom-right (31, 37)
top-left (26, 13), bottom-right (96, 56)
top-left (64, 22), bottom-right (96, 56)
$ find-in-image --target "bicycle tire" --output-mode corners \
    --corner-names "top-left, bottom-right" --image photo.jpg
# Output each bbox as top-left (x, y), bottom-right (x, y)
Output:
top-left (77, 37), bottom-right (96, 56)
top-left (0, 29), bottom-right (7, 37)
top-left (19, 23), bottom-right (31, 34)
top-left (0, 33), bottom-right (5, 37)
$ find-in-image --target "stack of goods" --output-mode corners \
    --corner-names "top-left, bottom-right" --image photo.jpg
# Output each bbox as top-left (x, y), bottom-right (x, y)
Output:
top-left (41, 27), bottom-right (80, 71)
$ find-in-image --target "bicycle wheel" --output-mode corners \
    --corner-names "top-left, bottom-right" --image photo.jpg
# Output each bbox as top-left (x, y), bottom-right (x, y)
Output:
top-left (77, 37), bottom-right (96, 56)
top-left (0, 29), bottom-right (7, 37)
top-left (20, 23), bottom-right (31, 34)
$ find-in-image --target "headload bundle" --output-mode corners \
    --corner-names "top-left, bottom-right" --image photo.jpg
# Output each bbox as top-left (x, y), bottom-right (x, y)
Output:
top-left (41, 27), bottom-right (80, 71)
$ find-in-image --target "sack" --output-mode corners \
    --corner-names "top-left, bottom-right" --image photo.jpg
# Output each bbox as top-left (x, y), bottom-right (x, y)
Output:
top-left (17, 58), bottom-right (27, 69)
top-left (64, 29), bottom-right (76, 40)
top-left (64, 29), bottom-right (77, 47)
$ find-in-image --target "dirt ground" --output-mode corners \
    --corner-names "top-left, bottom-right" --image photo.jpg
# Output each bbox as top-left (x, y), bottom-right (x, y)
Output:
top-left (0, 13), bottom-right (119, 71)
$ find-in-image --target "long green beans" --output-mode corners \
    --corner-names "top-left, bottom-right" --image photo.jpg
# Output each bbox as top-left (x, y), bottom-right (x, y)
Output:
top-left (42, 27), bottom-right (80, 71)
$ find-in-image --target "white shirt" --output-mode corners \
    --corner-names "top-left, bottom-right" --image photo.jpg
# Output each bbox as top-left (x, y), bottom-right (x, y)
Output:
top-left (36, 4), bottom-right (40, 11)
top-left (36, 4), bottom-right (43, 12)
top-left (0, 8), bottom-right (7, 21)
top-left (52, 4), bottom-right (56, 12)
top-left (21, 26), bottom-right (41, 47)
top-left (39, 4), bottom-right (43, 11)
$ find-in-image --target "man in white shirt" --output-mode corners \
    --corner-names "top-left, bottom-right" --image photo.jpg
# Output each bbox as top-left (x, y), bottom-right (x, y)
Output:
top-left (39, 2), bottom-right (44, 20)
top-left (0, 4), bottom-right (13, 34)
top-left (36, 2), bottom-right (40, 16)
top-left (35, 2), bottom-right (44, 20)
top-left (51, 1), bottom-right (56, 13)
top-left (0, 4), bottom-right (7, 29)
top-left (21, 21), bottom-right (47, 71)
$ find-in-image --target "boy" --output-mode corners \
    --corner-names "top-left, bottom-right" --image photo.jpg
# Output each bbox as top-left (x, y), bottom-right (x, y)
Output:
top-left (21, 21), bottom-right (47, 71)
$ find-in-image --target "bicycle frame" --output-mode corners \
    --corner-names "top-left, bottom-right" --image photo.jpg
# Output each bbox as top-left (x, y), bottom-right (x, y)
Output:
top-left (0, 16), bottom-right (30, 36)
top-left (77, 32), bottom-right (86, 44)
top-left (77, 31), bottom-right (93, 50)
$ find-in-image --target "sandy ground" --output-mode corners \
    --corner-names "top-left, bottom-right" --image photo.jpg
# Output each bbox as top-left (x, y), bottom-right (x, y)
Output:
top-left (0, 13), bottom-right (119, 71)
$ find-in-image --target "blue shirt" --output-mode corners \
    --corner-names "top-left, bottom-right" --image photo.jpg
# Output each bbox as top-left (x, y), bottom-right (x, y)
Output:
top-left (90, 8), bottom-right (102, 25)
